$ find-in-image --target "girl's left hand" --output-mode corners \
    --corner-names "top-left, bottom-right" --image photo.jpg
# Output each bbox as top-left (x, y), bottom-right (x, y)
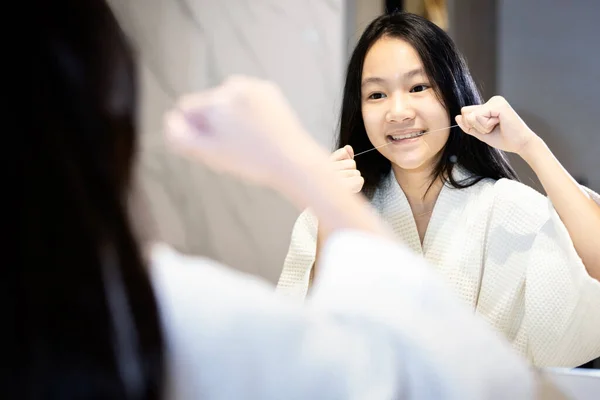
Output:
top-left (455, 96), bottom-right (539, 156)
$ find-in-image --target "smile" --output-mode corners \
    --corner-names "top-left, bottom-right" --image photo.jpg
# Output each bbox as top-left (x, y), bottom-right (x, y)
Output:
top-left (387, 130), bottom-right (426, 141)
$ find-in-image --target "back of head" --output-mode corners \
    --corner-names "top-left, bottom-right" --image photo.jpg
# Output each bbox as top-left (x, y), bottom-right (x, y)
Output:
top-left (338, 12), bottom-right (517, 195)
top-left (10, 0), bottom-right (163, 397)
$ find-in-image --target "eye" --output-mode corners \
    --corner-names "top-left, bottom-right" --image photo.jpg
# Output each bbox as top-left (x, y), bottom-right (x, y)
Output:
top-left (368, 92), bottom-right (386, 100)
top-left (410, 84), bottom-right (430, 93)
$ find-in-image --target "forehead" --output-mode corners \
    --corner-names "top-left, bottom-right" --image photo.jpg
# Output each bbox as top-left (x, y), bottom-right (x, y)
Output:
top-left (362, 37), bottom-right (423, 78)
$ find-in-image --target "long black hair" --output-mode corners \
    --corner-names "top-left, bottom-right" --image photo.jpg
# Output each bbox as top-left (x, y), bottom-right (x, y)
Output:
top-left (10, 0), bottom-right (164, 398)
top-left (338, 12), bottom-right (517, 196)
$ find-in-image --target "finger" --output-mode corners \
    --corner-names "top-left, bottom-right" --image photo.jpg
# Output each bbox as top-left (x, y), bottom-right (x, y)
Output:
top-left (331, 147), bottom-right (353, 161)
top-left (462, 102), bottom-right (501, 118)
top-left (455, 115), bottom-right (471, 134)
top-left (476, 114), bottom-right (499, 133)
top-left (344, 145), bottom-right (355, 159)
top-left (340, 169), bottom-right (361, 179)
top-left (177, 86), bottom-right (221, 114)
top-left (333, 159), bottom-right (357, 171)
top-left (349, 176), bottom-right (365, 193)
top-left (460, 105), bottom-right (480, 114)
top-left (164, 110), bottom-right (193, 147)
top-left (455, 115), bottom-right (472, 134)
top-left (464, 111), bottom-right (489, 134)
top-left (464, 104), bottom-right (500, 134)
top-left (461, 103), bottom-right (501, 133)
top-left (164, 110), bottom-right (213, 156)
top-left (455, 115), bottom-right (486, 142)
top-left (176, 94), bottom-right (229, 140)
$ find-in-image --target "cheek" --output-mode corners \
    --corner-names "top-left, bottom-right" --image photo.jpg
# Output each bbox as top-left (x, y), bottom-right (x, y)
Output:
top-left (422, 95), bottom-right (450, 126)
top-left (361, 106), bottom-right (382, 140)
top-left (361, 105), bottom-right (380, 126)
top-left (434, 106), bottom-right (451, 127)
top-left (424, 132), bottom-right (450, 154)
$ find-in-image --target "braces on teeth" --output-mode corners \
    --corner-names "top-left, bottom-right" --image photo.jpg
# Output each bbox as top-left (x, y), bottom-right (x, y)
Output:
top-left (390, 131), bottom-right (425, 140)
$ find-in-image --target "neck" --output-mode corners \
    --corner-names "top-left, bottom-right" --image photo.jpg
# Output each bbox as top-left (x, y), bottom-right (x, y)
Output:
top-left (392, 163), bottom-right (444, 213)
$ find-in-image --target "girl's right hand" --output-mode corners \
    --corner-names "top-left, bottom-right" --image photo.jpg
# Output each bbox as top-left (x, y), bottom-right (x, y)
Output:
top-left (330, 145), bottom-right (364, 194)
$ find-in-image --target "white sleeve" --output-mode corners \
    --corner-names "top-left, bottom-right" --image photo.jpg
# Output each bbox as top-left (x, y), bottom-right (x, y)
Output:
top-left (522, 197), bottom-right (600, 366)
top-left (151, 233), bottom-right (534, 400)
top-left (483, 182), bottom-right (600, 367)
top-left (581, 185), bottom-right (600, 204)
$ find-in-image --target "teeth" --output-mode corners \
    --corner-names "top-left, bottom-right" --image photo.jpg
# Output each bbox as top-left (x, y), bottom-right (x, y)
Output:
top-left (390, 131), bottom-right (425, 140)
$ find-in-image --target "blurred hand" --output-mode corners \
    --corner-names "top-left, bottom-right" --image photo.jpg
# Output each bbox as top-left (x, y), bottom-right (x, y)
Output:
top-left (164, 76), bottom-right (329, 190)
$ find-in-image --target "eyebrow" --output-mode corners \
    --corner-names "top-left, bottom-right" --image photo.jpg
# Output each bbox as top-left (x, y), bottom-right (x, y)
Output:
top-left (361, 68), bottom-right (426, 87)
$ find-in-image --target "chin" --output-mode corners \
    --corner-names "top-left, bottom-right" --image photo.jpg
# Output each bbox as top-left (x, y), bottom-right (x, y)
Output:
top-left (395, 161), bottom-right (427, 171)
top-left (389, 155), bottom-right (435, 172)
top-left (383, 146), bottom-right (442, 173)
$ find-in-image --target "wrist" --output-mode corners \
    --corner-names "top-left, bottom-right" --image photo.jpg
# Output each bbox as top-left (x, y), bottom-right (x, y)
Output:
top-left (270, 138), bottom-right (333, 207)
top-left (518, 134), bottom-right (547, 166)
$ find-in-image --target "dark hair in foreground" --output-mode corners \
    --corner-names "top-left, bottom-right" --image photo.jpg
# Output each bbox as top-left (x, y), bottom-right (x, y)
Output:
top-left (10, 0), bottom-right (164, 398)
top-left (338, 12), bottom-right (518, 196)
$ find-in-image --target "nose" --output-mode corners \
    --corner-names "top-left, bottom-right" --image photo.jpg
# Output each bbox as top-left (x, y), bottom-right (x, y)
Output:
top-left (385, 93), bottom-right (416, 123)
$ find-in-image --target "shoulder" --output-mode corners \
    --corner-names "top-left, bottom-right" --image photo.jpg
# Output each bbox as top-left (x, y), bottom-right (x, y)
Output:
top-left (493, 179), bottom-right (548, 212)
top-left (490, 178), bottom-right (552, 231)
top-left (149, 242), bottom-right (275, 301)
top-left (148, 243), bottom-right (281, 334)
top-left (451, 164), bottom-right (552, 233)
top-left (148, 243), bottom-right (297, 366)
top-left (147, 244), bottom-right (300, 398)
top-left (150, 243), bottom-right (245, 290)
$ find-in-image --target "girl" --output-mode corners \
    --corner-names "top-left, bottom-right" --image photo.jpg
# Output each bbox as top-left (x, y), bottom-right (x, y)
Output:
top-left (277, 12), bottom-right (600, 368)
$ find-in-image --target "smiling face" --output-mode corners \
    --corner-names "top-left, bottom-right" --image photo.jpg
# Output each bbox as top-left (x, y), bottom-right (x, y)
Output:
top-left (361, 37), bottom-right (450, 174)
